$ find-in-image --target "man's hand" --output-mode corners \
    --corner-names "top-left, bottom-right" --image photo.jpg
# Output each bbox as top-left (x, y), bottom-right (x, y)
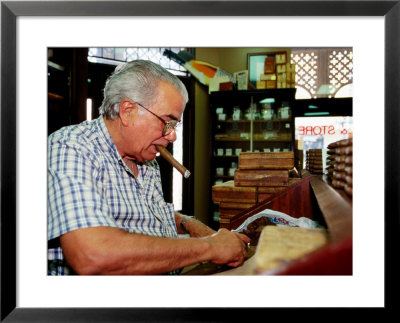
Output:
top-left (203, 229), bottom-right (251, 267)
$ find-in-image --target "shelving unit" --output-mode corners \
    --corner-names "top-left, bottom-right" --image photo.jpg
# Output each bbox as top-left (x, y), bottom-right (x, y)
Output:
top-left (209, 89), bottom-right (296, 226)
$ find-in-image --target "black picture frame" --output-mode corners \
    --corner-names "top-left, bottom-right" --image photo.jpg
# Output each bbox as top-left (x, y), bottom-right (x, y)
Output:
top-left (1, 1), bottom-right (398, 321)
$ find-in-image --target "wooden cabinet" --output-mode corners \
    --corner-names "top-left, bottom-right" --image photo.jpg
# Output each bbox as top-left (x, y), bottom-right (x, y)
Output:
top-left (48, 48), bottom-right (88, 135)
top-left (209, 89), bottom-right (296, 225)
top-left (48, 50), bottom-right (71, 135)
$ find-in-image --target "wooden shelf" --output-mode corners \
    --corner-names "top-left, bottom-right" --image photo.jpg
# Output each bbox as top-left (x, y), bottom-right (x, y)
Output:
top-left (214, 175), bottom-right (234, 179)
top-left (217, 119), bottom-right (292, 123)
top-left (215, 137), bottom-right (291, 142)
top-left (215, 138), bottom-right (249, 141)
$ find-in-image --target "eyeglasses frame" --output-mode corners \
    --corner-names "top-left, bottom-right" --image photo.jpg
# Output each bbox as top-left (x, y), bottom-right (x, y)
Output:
top-left (133, 101), bottom-right (181, 136)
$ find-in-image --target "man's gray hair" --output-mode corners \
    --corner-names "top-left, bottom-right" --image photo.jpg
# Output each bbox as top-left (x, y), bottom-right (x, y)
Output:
top-left (99, 60), bottom-right (189, 119)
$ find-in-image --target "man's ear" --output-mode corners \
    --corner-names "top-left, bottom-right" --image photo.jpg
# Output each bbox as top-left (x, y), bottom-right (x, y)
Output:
top-left (119, 98), bottom-right (136, 126)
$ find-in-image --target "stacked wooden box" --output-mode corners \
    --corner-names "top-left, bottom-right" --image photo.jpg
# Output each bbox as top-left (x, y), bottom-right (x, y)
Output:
top-left (212, 180), bottom-right (259, 227)
top-left (212, 152), bottom-right (296, 227)
top-left (306, 149), bottom-right (324, 174)
top-left (326, 138), bottom-right (353, 197)
top-left (256, 54), bottom-right (296, 89)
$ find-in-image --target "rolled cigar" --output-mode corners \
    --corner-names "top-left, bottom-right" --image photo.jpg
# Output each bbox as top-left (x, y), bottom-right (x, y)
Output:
top-left (156, 145), bottom-right (191, 179)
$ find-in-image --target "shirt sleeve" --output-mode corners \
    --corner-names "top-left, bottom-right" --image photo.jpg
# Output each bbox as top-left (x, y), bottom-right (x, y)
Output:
top-left (48, 140), bottom-right (118, 240)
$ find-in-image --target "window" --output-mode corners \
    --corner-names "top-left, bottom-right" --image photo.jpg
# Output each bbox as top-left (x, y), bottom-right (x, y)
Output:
top-left (295, 116), bottom-right (353, 170)
top-left (291, 48), bottom-right (353, 99)
top-left (88, 47), bottom-right (192, 76)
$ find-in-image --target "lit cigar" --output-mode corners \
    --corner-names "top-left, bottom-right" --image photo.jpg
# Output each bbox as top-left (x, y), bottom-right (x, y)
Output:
top-left (156, 145), bottom-right (191, 179)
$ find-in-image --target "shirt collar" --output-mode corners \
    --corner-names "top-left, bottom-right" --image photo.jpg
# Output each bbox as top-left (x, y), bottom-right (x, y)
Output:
top-left (96, 116), bottom-right (122, 162)
top-left (96, 115), bottom-right (154, 171)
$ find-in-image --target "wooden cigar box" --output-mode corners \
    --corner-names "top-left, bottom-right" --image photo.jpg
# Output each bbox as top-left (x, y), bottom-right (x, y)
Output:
top-left (219, 208), bottom-right (244, 217)
top-left (264, 57), bottom-right (275, 74)
top-left (256, 80), bottom-right (267, 89)
top-left (257, 192), bottom-right (274, 202)
top-left (257, 184), bottom-right (293, 202)
top-left (253, 226), bottom-right (328, 274)
top-left (219, 81), bottom-right (233, 91)
top-left (238, 152), bottom-right (294, 170)
top-left (257, 178), bottom-right (300, 201)
top-left (212, 180), bottom-right (257, 203)
top-left (260, 73), bottom-right (277, 81)
top-left (218, 215), bottom-right (234, 228)
top-left (266, 80), bottom-right (277, 89)
top-left (257, 186), bottom-right (287, 194)
top-left (220, 202), bottom-right (255, 210)
top-left (219, 202), bottom-right (255, 217)
top-left (234, 169), bottom-right (289, 187)
top-left (308, 156), bottom-right (322, 161)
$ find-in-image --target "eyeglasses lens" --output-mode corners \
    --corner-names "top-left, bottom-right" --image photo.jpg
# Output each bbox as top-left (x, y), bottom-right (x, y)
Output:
top-left (162, 121), bottom-right (179, 136)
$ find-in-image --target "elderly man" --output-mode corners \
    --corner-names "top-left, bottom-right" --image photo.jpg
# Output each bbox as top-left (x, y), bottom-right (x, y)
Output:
top-left (48, 60), bottom-right (250, 275)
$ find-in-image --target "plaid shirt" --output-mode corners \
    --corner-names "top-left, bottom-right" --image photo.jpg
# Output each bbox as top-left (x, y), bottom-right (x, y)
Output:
top-left (48, 116), bottom-right (178, 275)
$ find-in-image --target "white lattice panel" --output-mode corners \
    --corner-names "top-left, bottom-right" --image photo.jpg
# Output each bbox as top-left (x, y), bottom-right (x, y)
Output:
top-left (291, 48), bottom-right (353, 99)
top-left (328, 49), bottom-right (353, 96)
top-left (291, 51), bottom-right (319, 98)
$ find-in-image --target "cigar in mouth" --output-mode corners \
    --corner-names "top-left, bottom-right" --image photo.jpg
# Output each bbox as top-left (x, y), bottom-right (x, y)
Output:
top-left (156, 145), bottom-right (191, 179)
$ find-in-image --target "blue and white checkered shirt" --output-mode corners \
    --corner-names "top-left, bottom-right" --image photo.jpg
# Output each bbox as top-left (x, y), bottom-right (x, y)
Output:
top-left (48, 116), bottom-right (178, 275)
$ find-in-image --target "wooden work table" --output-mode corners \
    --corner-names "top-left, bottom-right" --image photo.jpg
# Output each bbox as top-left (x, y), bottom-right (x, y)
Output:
top-left (182, 175), bottom-right (352, 275)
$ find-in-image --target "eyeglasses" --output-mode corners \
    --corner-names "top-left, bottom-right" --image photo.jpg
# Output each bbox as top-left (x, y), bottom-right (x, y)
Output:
top-left (134, 101), bottom-right (181, 136)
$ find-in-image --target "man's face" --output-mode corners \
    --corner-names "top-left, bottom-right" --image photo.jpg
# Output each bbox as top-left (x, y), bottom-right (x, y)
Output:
top-left (126, 81), bottom-right (186, 163)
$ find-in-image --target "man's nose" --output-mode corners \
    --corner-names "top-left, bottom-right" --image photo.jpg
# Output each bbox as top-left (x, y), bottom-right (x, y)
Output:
top-left (164, 129), bottom-right (177, 142)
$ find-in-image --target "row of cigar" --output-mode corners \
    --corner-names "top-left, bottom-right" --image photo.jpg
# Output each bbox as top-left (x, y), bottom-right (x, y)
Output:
top-left (326, 138), bottom-right (353, 197)
top-left (305, 149), bottom-right (324, 174)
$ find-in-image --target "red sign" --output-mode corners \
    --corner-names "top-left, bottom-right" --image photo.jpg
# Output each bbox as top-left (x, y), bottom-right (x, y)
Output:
top-left (298, 125), bottom-right (349, 136)
top-left (298, 125), bottom-right (343, 136)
